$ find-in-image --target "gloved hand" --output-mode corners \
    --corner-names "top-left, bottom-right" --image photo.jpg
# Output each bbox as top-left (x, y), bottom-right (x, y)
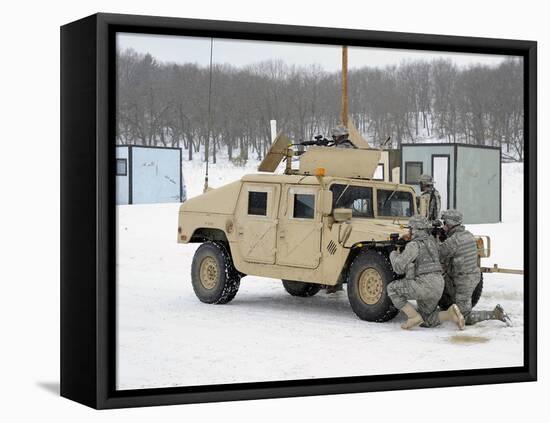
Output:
top-left (401, 233), bottom-right (411, 242)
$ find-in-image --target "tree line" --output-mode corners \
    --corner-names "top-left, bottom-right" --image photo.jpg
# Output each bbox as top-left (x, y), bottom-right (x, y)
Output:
top-left (117, 48), bottom-right (524, 162)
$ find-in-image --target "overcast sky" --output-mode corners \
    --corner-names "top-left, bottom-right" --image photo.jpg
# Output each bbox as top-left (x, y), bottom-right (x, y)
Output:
top-left (117, 32), bottom-right (517, 72)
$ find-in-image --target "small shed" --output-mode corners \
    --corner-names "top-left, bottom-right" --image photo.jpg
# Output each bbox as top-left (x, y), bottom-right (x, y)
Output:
top-left (116, 145), bottom-right (183, 205)
top-left (400, 143), bottom-right (501, 224)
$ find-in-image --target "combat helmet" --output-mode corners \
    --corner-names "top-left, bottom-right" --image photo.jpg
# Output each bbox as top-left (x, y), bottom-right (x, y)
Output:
top-left (441, 209), bottom-right (463, 226)
top-left (331, 124), bottom-right (349, 140)
top-left (418, 174), bottom-right (434, 186)
top-left (407, 214), bottom-right (431, 230)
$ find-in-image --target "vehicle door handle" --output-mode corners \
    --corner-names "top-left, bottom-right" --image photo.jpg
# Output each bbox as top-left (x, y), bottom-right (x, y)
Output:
top-left (279, 230), bottom-right (285, 239)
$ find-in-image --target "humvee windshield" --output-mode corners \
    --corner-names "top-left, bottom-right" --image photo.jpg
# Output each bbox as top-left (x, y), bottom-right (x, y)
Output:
top-left (377, 189), bottom-right (414, 217)
top-left (330, 184), bottom-right (374, 218)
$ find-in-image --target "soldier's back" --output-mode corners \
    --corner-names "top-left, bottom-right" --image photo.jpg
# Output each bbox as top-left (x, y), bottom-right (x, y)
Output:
top-left (413, 235), bottom-right (442, 276)
top-left (448, 228), bottom-right (478, 275)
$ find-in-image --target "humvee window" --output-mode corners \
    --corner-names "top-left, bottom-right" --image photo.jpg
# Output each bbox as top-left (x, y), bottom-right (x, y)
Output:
top-left (330, 184), bottom-right (373, 218)
top-left (293, 194), bottom-right (315, 219)
top-left (248, 191), bottom-right (268, 216)
top-left (377, 189), bottom-right (413, 217)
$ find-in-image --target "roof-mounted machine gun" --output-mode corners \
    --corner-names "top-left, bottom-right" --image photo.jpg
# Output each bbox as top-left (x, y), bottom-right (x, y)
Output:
top-left (298, 134), bottom-right (332, 147)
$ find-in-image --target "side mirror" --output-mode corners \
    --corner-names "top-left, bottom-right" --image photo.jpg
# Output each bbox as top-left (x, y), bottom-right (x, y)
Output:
top-left (320, 189), bottom-right (333, 216)
top-left (333, 208), bottom-right (353, 222)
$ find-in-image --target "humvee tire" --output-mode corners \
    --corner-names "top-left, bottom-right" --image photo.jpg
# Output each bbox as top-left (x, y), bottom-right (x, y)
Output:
top-left (191, 241), bottom-right (241, 304)
top-left (347, 250), bottom-right (399, 322)
top-left (438, 273), bottom-right (484, 311)
top-left (282, 280), bottom-right (321, 297)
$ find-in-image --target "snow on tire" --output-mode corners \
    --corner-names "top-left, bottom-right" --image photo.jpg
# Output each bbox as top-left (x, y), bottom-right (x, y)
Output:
top-left (191, 241), bottom-right (241, 304)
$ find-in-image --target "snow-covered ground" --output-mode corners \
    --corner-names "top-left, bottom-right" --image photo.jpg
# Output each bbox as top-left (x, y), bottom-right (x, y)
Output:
top-left (116, 159), bottom-right (524, 390)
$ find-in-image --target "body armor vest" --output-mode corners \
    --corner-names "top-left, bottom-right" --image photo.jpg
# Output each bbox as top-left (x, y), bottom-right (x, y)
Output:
top-left (413, 237), bottom-right (442, 276)
top-left (447, 227), bottom-right (479, 276)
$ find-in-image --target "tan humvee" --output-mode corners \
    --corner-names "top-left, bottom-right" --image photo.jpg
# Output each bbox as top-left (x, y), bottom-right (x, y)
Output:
top-left (177, 134), bottom-right (495, 321)
top-left (177, 135), bottom-right (424, 322)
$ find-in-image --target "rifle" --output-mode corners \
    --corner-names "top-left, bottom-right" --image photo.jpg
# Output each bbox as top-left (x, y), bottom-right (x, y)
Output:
top-left (389, 232), bottom-right (408, 251)
top-left (431, 220), bottom-right (447, 242)
top-left (297, 134), bottom-right (332, 147)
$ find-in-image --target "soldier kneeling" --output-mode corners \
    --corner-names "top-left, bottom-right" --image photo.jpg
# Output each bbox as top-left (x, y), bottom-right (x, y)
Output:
top-left (439, 210), bottom-right (511, 326)
top-left (387, 215), bottom-right (465, 330)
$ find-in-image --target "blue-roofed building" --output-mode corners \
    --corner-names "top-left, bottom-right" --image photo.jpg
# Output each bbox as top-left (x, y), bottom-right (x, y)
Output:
top-left (116, 145), bottom-right (186, 205)
top-left (400, 143), bottom-right (501, 224)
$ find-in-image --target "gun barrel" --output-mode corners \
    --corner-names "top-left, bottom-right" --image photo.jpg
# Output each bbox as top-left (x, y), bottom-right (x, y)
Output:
top-left (480, 265), bottom-right (524, 275)
top-left (299, 138), bottom-right (330, 147)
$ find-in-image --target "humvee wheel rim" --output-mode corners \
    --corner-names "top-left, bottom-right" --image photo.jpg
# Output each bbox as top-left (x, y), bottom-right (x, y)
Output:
top-left (199, 256), bottom-right (218, 290)
top-left (358, 268), bottom-right (383, 305)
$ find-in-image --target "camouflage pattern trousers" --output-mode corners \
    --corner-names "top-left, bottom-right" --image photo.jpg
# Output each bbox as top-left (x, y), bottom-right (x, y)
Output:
top-left (444, 272), bottom-right (481, 325)
top-left (387, 273), bottom-right (444, 327)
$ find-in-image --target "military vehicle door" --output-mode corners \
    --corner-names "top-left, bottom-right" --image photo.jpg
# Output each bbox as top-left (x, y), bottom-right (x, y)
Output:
top-left (276, 185), bottom-right (322, 268)
top-left (235, 183), bottom-right (280, 264)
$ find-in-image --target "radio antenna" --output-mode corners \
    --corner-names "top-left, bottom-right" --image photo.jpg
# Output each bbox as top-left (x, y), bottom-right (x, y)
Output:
top-left (340, 45), bottom-right (348, 127)
top-left (204, 38), bottom-right (214, 193)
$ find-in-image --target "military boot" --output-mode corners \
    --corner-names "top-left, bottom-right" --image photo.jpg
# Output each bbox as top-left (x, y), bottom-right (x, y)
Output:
top-left (466, 304), bottom-right (512, 326)
top-left (494, 304), bottom-right (512, 326)
top-left (400, 302), bottom-right (424, 330)
top-left (438, 304), bottom-right (465, 330)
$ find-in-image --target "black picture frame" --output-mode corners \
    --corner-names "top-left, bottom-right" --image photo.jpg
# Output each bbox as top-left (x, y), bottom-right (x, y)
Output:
top-left (60, 12), bottom-right (537, 409)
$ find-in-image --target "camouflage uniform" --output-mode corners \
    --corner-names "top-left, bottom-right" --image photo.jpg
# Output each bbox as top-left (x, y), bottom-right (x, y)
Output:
top-left (335, 139), bottom-right (356, 148)
top-left (439, 210), bottom-right (510, 326)
top-left (331, 125), bottom-right (357, 149)
top-left (387, 217), bottom-right (444, 328)
top-left (439, 225), bottom-right (479, 324)
top-left (418, 175), bottom-right (441, 222)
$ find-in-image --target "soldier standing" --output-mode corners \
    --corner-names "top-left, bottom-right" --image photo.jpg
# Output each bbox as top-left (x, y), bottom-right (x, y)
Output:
top-left (330, 125), bottom-right (357, 149)
top-left (387, 215), bottom-right (464, 330)
top-left (418, 174), bottom-right (441, 222)
top-left (439, 210), bottom-right (511, 326)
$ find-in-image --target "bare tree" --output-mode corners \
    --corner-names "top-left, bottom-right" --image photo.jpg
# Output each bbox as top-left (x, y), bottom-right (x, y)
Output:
top-left (116, 48), bottom-right (524, 162)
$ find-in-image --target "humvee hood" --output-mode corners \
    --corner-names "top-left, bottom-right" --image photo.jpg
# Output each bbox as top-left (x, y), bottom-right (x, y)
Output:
top-left (179, 181), bottom-right (241, 215)
top-left (345, 218), bottom-right (409, 246)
